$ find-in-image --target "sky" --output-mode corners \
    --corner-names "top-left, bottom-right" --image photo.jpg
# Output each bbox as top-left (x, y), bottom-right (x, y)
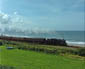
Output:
top-left (0, 0), bottom-right (85, 31)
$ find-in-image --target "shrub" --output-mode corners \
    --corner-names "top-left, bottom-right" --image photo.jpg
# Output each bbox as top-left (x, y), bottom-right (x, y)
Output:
top-left (0, 42), bottom-right (3, 46)
top-left (0, 65), bottom-right (15, 69)
top-left (78, 48), bottom-right (85, 56)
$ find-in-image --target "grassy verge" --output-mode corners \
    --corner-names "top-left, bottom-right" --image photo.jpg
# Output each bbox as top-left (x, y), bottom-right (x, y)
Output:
top-left (0, 46), bottom-right (85, 69)
top-left (0, 40), bottom-right (85, 56)
top-left (0, 40), bottom-right (85, 69)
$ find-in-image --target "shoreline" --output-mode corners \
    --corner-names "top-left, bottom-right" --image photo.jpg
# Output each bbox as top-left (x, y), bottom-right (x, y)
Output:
top-left (0, 33), bottom-right (85, 47)
top-left (0, 35), bottom-right (84, 48)
top-left (66, 41), bottom-right (85, 47)
top-left (0, 35), bottom-right (67, 46)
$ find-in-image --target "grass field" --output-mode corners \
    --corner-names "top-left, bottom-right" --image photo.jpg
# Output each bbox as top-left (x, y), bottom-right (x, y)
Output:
top-left (0, 46), bottom-right (85, 69)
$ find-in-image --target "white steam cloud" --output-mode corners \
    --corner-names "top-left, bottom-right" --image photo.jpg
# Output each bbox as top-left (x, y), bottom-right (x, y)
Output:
top-left (0, 11), bottom-right (25, 31)
top-left (0, 12), bottom-right (10, 24)
top-left (0, 11), bottom-right (56, 35)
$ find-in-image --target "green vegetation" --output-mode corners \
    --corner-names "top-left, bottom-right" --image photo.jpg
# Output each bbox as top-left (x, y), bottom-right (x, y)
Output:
top-left (0, 46), bottom-right (85, 69)
top-left (0, 65), bottom-right (15, 69)
top-left (78, 48), bottom-right (85, 56)
top-left (0, 40), bottom-right (85, 69)
top-left (1, 40), bottom-right (84, 56)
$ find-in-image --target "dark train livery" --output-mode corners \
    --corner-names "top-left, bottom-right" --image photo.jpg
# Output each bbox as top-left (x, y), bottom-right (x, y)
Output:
top-left (0, 36), bottom-right (67, 46)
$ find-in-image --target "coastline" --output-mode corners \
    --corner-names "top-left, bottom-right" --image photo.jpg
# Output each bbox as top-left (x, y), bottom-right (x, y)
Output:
top-left (0, 35), bottom-right (67, 46)
top-left (0, 34), bottom-right (84, 47)
top-left (66, 41), bottom-right (85, 47)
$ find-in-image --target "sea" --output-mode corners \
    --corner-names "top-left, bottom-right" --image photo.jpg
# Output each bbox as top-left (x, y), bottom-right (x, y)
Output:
top-left (0, 31), bottom-right (85, 47)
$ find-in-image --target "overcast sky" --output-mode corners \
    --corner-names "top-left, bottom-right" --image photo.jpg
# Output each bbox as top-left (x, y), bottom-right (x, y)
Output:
top-left (0, 0), bottom-right (84, 31)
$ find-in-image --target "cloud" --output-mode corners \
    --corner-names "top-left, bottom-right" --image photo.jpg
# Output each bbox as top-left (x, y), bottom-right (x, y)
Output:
top-left (0, 11), bottom-right (24, 31)
top-left (0, 12), bottom-right (10, 24)
top-left (14, 11), bottom-right (18, 15)
top-left (0, 11), bottom-right (25, 25)
top-left (0, 11), bottom-right (56, 35)
top-left (0, 11), bottom-right (51, 33)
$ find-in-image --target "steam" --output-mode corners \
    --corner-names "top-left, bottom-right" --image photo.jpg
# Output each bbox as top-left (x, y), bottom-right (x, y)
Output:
top-left (0, 12), bottom-right (10, 24)
top-left (0, 11), bottom-right (25, 32)
top-left (0, 11), bottom-right (56, 35)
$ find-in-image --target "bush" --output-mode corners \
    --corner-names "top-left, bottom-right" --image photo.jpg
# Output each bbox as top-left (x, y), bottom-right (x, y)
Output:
top-left (0, 42), bottom-right (3, 46)
top-left (78, 48), bottom-right (85, 56)
top-left (3, 40), bottom-right (85, 56)
top-left (0, 65), bottom-right (15, 69)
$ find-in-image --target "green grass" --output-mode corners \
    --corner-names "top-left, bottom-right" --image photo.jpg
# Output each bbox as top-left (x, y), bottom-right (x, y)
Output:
top-left (1, 40), bottom-right (80, 55)
top-left (0, 46), bottom-right (85, 69)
